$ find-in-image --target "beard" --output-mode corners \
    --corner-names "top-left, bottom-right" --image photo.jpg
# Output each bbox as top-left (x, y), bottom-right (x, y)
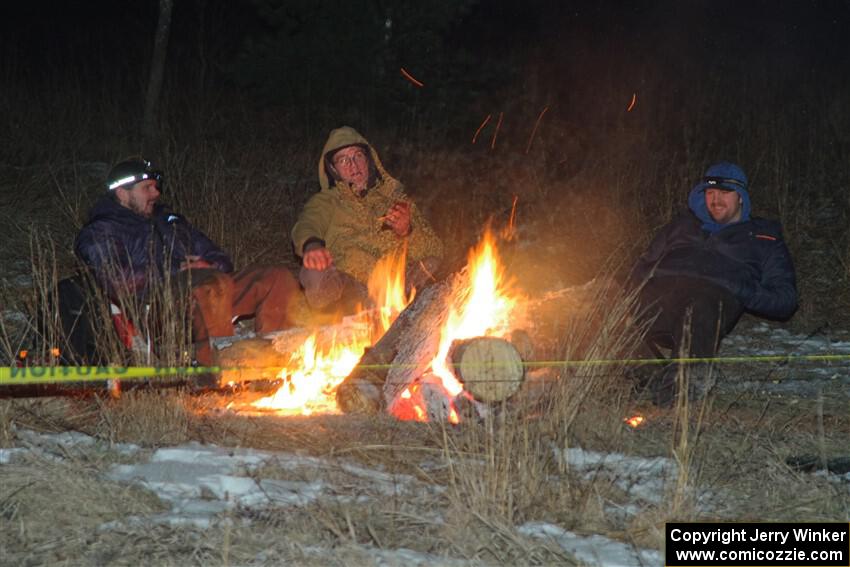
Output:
top-left (130, 200), bottom-right (155, 218)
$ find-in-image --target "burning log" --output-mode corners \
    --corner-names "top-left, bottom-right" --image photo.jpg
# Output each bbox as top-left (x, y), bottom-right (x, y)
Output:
top-left (214, 315), bottom-right (372, 386)
top-left (337, 280), bottom-right (454, 414)
top-left (335, 274), bottom-right (621, 418)
top-left (337, 274), bottom-right (535, 416)
top-left (449, 337), bottom-right (525, 403)
top-left (336, 229), bottom-right (623, 421)
top-left (217, 338), bottom-right (291, 384)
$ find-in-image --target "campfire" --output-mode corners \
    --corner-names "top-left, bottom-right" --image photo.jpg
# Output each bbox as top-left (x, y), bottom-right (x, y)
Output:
top-left (387, 229), bottom-right (526, 422)
top-left (250, 334), bottom-right (367, 416)
top-left (241, 228), bottom-right (528, 421)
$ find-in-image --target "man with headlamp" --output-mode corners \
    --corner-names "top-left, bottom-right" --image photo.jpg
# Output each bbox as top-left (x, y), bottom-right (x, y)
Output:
top-left (75, 158), bottom-right (298, 370)
top-left (628, 161), bottom-right (798, 406)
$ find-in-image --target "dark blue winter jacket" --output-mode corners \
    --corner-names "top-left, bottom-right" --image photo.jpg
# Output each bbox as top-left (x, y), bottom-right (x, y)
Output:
top-left (74, 195), bottom-right (233, 300)
top-left (630, 210), bottom-right (798, 320)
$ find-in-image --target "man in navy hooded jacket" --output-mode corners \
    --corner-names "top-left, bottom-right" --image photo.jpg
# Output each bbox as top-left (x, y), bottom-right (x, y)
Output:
top-left (629, 161), bottom-right (797, 406)
top-left (75, 159), bottom-right (298, 367)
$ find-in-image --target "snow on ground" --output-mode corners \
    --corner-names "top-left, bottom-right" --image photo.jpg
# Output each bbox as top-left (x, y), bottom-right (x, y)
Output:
top-left (715, 320), bottom-right (850, 397)
top-left (552, 444), bottom-right (718, 525)
top-left (104, 441), bottom-right (444, 529)
top-left (3, 427), bottom-right (673, 566)
top-left (518, 522), bottom-right (662, 567)
top-left (557, 446), bottom-right (675, 504)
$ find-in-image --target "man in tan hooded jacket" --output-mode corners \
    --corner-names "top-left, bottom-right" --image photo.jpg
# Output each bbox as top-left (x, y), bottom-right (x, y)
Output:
top-left (292, 126), bottom-right (443, 310)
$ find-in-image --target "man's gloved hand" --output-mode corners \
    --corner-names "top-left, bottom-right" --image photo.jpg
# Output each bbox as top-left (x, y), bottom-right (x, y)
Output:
top-left (303, 241), bottom-right (334, 271)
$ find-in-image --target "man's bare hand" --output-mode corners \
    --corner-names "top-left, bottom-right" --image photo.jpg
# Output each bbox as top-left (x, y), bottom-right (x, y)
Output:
top-left (303, 246), bottom-right (333, 271)
top-left (383, 201), bottom-right (411, 237)
top-left (180, 255), bottom-right (214, 270)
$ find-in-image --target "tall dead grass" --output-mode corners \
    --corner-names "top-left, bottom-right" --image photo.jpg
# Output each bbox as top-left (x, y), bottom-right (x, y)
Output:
top-left (0, 231), bottom-right (197, 370)
top-left (433, 276), bottom-right (648, 542)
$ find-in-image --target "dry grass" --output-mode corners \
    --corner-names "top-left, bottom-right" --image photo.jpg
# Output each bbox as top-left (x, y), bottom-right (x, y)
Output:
top-left (1, 445), bottom-right (167, 566)
top-left (92, 390), bottom-right (192, 446)
top-left (2, 371), bottom-right (849, 564)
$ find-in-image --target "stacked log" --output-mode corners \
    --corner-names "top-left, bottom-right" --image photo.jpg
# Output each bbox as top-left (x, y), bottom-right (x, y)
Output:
top-left (337, 279), bottom-right (455, 414)
top-left (448, 337), bottom-right (525, 403)
top-left (337, 273), bottom-right (536, 416)
top-left (214, 314), bottom-right (372, 385)
top-left (336, 276), bottom-right (620, 417)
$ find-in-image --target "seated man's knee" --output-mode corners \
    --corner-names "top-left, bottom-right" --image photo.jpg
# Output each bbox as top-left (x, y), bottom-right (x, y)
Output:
top-left (193, 271), bottom-right (233, 301)
top-left (263, 265), bottom-right (298, 290)
top-left (300, 266), bottom-right (346, 310)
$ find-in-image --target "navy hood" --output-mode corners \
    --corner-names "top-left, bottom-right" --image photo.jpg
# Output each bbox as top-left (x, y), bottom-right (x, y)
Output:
top-left (688, 161), bottom-right (751, 233)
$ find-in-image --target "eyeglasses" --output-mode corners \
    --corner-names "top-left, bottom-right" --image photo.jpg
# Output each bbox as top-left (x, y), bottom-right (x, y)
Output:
top-left (703, 176), bottom-right (745, 190)
top-left (333, 151), bottom-right (368, 169)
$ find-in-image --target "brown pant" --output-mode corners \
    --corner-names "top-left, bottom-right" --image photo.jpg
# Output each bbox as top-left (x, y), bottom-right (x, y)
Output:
top-left (299, 255), bottom-right (441, 311)
top-left (188, 265), bottom-right (298, 365)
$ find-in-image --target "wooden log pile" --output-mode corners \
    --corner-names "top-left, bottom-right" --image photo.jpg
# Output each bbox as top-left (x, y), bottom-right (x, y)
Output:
top-left (212, 271), bottom-right (617, 419)
top-left (335, 276), bottom-right (617, 418)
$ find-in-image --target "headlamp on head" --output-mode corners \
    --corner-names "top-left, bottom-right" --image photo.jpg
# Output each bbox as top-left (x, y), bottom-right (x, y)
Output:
top-left (106, 159), bottom-right (164, 192)
top-left (703, 176), bottom-right (745, 191)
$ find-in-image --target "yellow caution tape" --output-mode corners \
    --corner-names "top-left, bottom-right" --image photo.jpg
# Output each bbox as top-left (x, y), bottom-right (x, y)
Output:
top-left (1, 352), bottom-right (848, 386)
top-left (0, 366), bottom-right (221, 385)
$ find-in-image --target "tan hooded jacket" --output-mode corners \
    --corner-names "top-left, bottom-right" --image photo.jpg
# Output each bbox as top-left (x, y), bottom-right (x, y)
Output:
top-left (291, 126), bottom-right (443, 284)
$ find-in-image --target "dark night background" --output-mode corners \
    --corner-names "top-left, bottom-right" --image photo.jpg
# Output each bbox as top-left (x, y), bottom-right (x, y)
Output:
top-left (5, 1), bottom-right (848, 147)
top-left (2, 0), bottom-right (850, 324)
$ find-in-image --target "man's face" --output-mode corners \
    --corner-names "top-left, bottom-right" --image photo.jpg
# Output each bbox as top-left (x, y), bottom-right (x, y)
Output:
top-left (116, 179), bottom-right (160, 218)
top-left (705, 188), bottom-right (742, 225)
top-left (331, 146), bottom-right (370, 191)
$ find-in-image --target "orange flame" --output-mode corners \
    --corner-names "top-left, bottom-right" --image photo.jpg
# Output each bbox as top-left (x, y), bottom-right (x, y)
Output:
top-left (252, 247), bottom-right (413, 415)
top-left (368, 246), bottom-right (415, 335)
top-left (252, 334), bottom-right (368, 415)
top-left (390, 229), bottom-right (523, 422)
top-left (430, 228), bottom-right (522, 398)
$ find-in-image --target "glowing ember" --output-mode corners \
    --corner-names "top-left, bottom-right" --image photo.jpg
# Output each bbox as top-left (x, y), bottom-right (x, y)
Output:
top-left (393, 385), bottom-right (427, 421)
top-left (400, 67), bottom-right (424, 88)
top-left (624, 414), bottom-right (646, 428)
top-left (392, 378), bottom-right (462, 424)
top-left (251, 334), bottom-right (368, 415)
top-left (501, 196), bottom-right (519, 241)
top-left (448, 406), bottom-right (460, 425)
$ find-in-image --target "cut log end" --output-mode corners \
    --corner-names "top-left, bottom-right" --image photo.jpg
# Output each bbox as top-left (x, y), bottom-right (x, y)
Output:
top-left (450, 336), bottom-right (525, 403)
top-left (336, 377), bottom-right (383, 415)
